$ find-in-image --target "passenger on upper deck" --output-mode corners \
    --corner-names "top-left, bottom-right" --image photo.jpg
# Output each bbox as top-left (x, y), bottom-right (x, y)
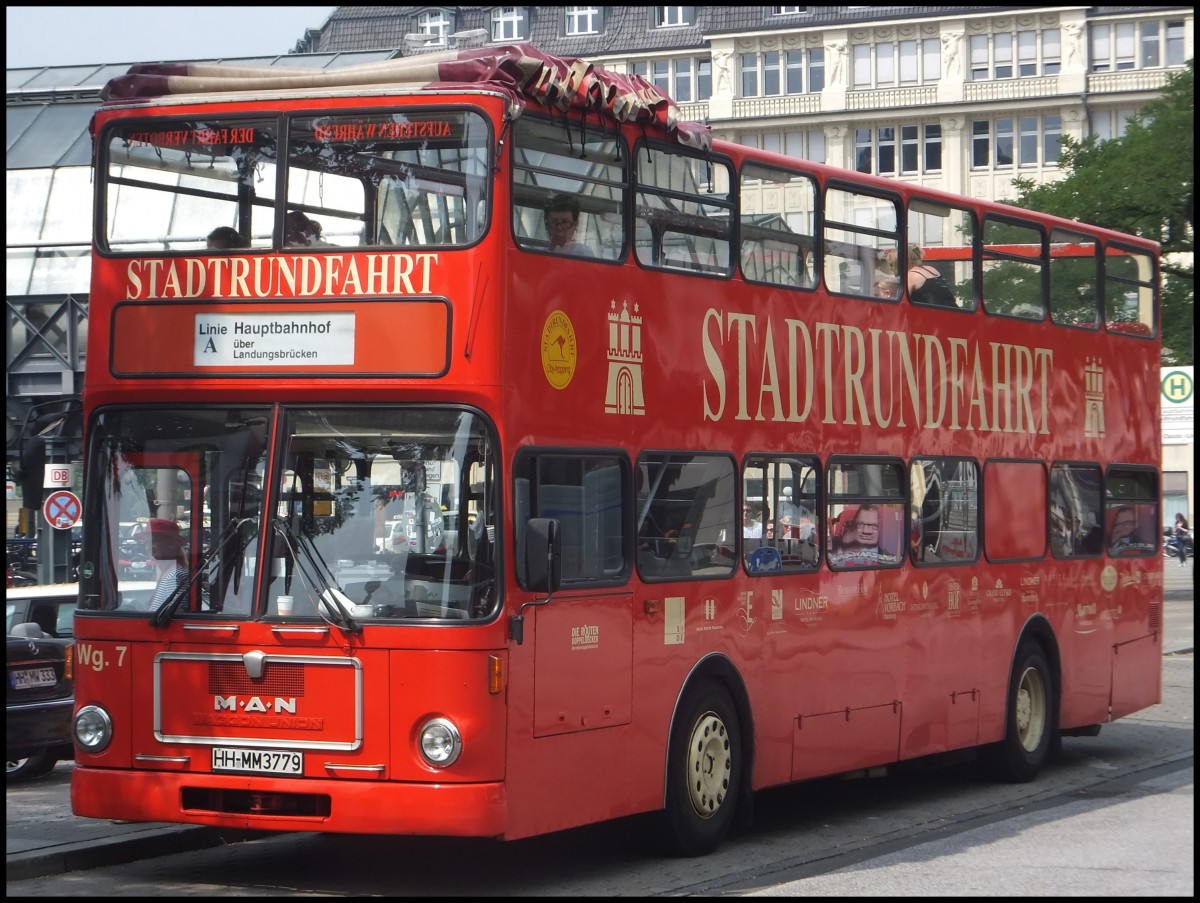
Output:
top-left (543, 194), bottom-right (595, 258)
top-left (907, 245), bottom-right (958, 308)
top-left (206, 226), bottom-right (248, 249)
top-left (285, 211), bottom-right (327, 247)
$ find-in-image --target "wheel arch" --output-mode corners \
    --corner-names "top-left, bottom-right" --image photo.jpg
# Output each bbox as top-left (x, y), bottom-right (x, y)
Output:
top-left (1013, 613), bottom-right (1063, 729)
top-left (662, 653), bottom-right (756, 824)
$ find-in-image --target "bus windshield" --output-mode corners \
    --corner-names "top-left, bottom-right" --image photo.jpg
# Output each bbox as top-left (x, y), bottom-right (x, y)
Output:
top-left (80, 406), bottom-right (497, 623)
top-left (102, 109), bottom-right (491, 253)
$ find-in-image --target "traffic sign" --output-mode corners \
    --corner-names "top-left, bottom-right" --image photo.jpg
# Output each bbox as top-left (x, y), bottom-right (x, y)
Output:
top-left (43, 489), bottom-right (82, 530)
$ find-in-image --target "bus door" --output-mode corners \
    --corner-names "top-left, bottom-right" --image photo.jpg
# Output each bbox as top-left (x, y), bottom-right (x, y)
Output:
top-left (514, 452), bottom-right (634, 737)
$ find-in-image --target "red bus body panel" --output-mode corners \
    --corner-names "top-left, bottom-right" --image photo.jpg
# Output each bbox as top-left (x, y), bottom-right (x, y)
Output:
top-left (73, 81), bottom-right (1163, 843)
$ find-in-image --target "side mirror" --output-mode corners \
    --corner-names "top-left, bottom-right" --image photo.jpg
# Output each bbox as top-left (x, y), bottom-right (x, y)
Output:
top-left (510, 517), bottom-right (561, 645)
top-left (523, 517), bottom-right (561, 594)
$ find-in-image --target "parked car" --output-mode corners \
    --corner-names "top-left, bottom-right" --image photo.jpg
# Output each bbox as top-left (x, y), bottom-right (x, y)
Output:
top-left (6, 583), bottom-right (78, 782)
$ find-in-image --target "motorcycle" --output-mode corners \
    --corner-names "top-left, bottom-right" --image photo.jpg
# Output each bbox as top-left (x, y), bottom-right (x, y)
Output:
top-left (1163, 527), bottom-right (1193, 560)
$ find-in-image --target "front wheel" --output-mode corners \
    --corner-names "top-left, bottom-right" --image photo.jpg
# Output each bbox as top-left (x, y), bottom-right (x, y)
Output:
top-left (661, 680), bottom-right (742, 857)
top-left (982, 640), bottom-right (1055, 783)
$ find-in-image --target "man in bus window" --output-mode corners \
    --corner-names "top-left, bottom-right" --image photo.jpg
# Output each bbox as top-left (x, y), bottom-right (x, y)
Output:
top-left (743, 501), bottom-right (763, 539)
top-left (543, 194), bottom-right (595, 258)
top-left (1107, 505), bottom-right (1152, 556)
top-left (830, 504), bottom-right (898, 567)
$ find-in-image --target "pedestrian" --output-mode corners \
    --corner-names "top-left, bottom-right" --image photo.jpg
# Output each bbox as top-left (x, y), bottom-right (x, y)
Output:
top-left (1172, 512), bottom-right (1190, 567)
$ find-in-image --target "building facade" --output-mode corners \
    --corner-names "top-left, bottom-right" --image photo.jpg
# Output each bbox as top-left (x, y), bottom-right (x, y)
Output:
top-left (5, 5), bottom-right (1194, 526)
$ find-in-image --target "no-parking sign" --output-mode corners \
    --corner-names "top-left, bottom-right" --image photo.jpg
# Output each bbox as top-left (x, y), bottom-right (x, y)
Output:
top-left (43, 489), bottom-right (82, 530)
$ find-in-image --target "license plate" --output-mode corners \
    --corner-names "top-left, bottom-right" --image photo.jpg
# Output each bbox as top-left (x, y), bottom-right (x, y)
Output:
top-left (211, 747), bottom-right (303, 775)
top-left (10, 667), bottom-right (57, 690)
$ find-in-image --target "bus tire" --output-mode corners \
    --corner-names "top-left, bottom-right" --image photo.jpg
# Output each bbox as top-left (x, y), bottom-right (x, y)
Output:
top-left (982, 640), bottom-right (1054, 783)
top-left (661, 680), bottom-right (742, 857)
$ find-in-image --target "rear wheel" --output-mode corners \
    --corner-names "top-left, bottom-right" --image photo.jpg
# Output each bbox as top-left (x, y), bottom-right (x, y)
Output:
top-left (6, 749), bottom-right (59, 783)
top-left (982, 640), bottom-right (1054, 783)
top-left (661, 680), bottom-right (742, 857)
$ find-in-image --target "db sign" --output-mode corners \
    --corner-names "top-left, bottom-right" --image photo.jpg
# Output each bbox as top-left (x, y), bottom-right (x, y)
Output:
top-left (44, 463), bottom-right (75, 488)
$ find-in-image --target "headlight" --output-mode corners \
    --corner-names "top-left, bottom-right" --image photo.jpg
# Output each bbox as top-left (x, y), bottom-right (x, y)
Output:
top-left (73, 705), bottom-right (113, 753)
top-left (418, 717), bottom-right (462, 767)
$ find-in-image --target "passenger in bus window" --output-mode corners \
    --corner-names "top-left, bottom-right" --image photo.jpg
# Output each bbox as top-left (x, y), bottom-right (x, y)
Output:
top-left (830, 504), bottom-right (898, 567)
top-left (742, 501), bottom-right (763, 539)
top-left (1107, 505), bottom-right (1153, 556)
top-left (285, 211), bottom-right (327, 247)
top-left (206, 226), bottom-right (248, 250)
top-left (145, 519), bottom-right (188, 612)
top-left (907, 245), bottom-right (958, 308)
top-left (543, 194), bottom-right (595, 258)
top-left (873, 275), bottom-right (899, 299)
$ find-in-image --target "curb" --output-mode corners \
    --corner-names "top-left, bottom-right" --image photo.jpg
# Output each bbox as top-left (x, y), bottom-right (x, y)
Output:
top-left (6, 825), bottom-right (246, 882)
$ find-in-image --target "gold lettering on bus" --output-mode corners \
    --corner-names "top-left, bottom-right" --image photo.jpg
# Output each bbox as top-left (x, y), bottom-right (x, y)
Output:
top-left (701, 308), bottom-right (1053, 437)
top-left (123, 253), bottom-right (440, 300)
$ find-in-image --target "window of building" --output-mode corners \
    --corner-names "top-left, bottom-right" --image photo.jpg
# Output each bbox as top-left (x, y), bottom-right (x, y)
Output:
top-left (852, 38), bottom-right (940, 89)
top-left (740, 49), bottom-right (824, 96)
top-left (1092, 22), bottom-right (1138, 72)
top-left (1140, 21), bottom-right (1160, 67)
top-left (1166, 20), bottom-right (1186, 65)
top-left (1090, 106), bottom-right (1140, 143)
top-left (854, 124), bottom-right (941, 176)
top-left (972, 115), bottom-right (1059, 170)
top-left (970, 28), bottom-right (1059, 80)
top-left (417, 11), bottom-right (449, 46)
top-left (490, 7), bottom-right (527, 42)
top-left (564, 5), bottom-right (601, 36)
top-left (654, 6), bottom-right (693, 28)
top-left (632, 56), bottom-right (711, 102)
top-left (924, 123), bottom-right (942, 171)
top-left (877, 126), bottom-right (895, 175)
top-left (1096, 17), bottom-right (1187, 70)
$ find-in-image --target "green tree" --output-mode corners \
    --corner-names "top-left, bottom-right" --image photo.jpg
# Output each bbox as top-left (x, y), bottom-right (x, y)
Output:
top-left (1011, 60), bottom-right (1193, 365)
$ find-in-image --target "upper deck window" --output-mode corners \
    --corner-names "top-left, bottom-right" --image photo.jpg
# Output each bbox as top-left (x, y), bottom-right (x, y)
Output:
top-left (99, 110), bottom-right (491, 254)
top-left (102, 118), bottom-right (279, 254)
top-left (287, 110), bottom-right (490, 249)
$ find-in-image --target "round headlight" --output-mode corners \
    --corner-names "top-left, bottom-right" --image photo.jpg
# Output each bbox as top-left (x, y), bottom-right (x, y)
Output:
top-left (73, 704), bottom-right (113, 753)
top-left (418, 717), bottom-right (462, 767)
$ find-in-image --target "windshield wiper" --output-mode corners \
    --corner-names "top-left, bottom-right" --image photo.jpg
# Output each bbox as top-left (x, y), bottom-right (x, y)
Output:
top-left (274, 522), bottom-right (361, 633)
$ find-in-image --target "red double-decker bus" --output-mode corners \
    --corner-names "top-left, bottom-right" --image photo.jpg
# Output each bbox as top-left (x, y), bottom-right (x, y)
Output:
top-left (70, 46), bottom-right (1163, 856)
